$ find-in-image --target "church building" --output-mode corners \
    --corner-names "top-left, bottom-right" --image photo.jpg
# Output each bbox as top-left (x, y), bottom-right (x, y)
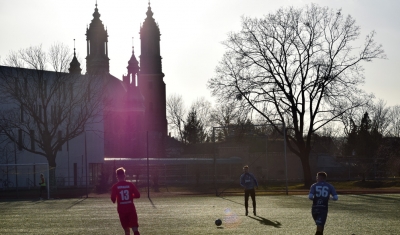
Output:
top-left (0, 3), bottom-right (168, 190)
top-left (75, 3), bottom-right (168, 159)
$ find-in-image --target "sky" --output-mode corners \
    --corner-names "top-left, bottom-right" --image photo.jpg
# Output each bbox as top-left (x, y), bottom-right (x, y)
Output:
top-left (0, 0), bottom-right (399, 108)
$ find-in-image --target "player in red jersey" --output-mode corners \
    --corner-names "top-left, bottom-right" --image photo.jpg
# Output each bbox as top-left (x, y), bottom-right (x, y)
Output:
top-left (111, 167), bottom-right (141, 235)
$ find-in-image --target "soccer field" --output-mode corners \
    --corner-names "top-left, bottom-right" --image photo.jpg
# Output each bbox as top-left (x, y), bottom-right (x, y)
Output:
top-left (0, 194), bottom-right (399, 234)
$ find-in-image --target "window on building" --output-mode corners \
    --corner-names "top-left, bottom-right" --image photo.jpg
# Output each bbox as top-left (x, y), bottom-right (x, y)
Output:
top-left (18, 129), bottom-right (23, 150)
top-left (66, 130), bottom-right (69, 152)
top-left (43, 79), bottom-right (47, 98)
top-left (69, 83), bottom-right (74, 100)
top-left (58, 130), bottom-right (62, 151)
top-left (61, 82), bottom-right (66, 100)
top-left (24, 78), bottom-right (28, 94)
top-left (20, 104), bottom-right (24, 123)
top-left (39, 105), bottom-right (42, 120)
top-left (30, 130), bottom-right (35, 151)
top-left (15, 79), bottom-right (19, 96)
top-left (51, 105), bottom-right (55, 124)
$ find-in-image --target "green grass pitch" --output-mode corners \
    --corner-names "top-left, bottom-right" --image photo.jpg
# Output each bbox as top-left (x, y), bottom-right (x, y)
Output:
top-left (0, 194), bottom-right (399, 234)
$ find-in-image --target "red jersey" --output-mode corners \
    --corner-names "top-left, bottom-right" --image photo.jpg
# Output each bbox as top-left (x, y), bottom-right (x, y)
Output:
top-left (111, 180), bottom-right (140, 213)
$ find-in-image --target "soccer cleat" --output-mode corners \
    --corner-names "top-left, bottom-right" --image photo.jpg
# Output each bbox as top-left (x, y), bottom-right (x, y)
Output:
top-left (245, 211), bottom-right (248, 216)
top-left (253, 211), bottom-right (256, 216)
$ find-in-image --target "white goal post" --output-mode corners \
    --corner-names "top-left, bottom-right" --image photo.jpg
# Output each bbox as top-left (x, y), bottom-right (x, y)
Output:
top-left (0, 163), bottom-right (50, 199)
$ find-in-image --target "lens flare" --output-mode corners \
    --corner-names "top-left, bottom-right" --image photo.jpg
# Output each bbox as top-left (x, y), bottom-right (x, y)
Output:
top-left (223, 208), bottom-right (241, 228)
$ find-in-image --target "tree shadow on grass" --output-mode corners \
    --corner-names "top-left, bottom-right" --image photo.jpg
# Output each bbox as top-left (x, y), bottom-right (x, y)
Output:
top-left (148, 197), bottom-right (157, 208)
top-left (354, 194), bottom-right (400, 202)
top-left (220, 196), bottom-right (244, 206)
top-left (66, 198), bottom-right (86, 210)
top-left (248, 215), bottom-right (282, 228)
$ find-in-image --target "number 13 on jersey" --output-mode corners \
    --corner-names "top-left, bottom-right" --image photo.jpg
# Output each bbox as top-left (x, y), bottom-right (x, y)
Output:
top-left (119, 190), bottom-right (130, 200)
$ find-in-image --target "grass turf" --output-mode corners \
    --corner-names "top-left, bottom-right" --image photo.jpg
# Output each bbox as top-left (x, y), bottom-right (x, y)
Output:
top-left (0, 194), bottom-right (399, 234)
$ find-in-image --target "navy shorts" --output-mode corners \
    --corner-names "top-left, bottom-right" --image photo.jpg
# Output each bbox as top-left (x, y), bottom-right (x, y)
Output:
top-left (311, 207), bottom-right (328, 226)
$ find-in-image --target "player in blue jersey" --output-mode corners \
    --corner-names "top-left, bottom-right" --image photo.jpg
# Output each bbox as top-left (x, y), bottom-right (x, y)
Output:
top-left (240, 165), bottom-right (258, 216)
top-left (308, 171), bottom-right (338, 235)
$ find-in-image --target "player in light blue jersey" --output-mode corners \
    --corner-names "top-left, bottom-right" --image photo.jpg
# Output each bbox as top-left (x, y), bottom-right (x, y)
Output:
top-left (240, 165), bottom-right (258, 216)
top-left (308, 171), bottom-right (338, 235)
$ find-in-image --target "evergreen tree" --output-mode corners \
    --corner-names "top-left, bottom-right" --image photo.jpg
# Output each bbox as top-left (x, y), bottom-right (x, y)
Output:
top-left (344, 118), bottom-right (358, 156)
top-left (182, 108), bottom-right (206, 144)
top-left (344, 112), bottom-right (382, 181)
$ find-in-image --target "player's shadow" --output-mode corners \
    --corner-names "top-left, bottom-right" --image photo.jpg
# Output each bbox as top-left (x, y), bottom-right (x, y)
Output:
top-left (248, 215), bottom-right (282, 228)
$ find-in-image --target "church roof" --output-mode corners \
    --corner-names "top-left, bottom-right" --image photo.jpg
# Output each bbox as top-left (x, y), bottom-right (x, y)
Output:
top-left (127, 46), bottom-right (139, 73)
top-left (69, 48), bottom-right (82, 74)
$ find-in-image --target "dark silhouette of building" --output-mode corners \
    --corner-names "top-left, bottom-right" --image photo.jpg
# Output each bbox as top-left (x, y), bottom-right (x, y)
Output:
top-left (139, 4), bottom-right (167, 138)
top-left (85, 3), bottom-right (110, 75)
top-left (74, 3), bottom-right (167, 159)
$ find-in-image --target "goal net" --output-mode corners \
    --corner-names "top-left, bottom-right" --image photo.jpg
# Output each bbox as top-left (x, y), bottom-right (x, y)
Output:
top-left (0, 163), bottom-right (50, 199)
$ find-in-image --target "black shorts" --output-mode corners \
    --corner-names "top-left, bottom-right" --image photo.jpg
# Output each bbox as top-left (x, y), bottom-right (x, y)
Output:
top-left (311, 207), bottom-right (328, 226)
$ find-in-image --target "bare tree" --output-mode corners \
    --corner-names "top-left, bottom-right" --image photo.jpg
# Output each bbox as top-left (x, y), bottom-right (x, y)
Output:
top-left (166, 93), bottom-right (186, 140)
top-left (387, 105), bottom-right (400, 137)
top-left (209, 102), bottom-right (249, 140)
top-left (370, 99), bottom-right (390, 136)
top-left (0, 44), bottom-right (104, 185)
top-left (208, 4), bottom-right (385, 186)
top-left (167, 95), bottom-right (214, 141)
top-left (190, 97), bottom-right (212, 137)
top-left (211, 103), bottom-right (236, 128)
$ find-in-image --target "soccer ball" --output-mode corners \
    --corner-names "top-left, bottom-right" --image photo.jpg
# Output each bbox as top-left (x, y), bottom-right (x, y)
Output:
top-left (215, 219), bottom-right (222, 226)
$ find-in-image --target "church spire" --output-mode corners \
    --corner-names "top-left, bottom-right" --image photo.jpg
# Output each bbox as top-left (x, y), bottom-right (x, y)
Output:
top-left (85, 2), bottom-right (110, 75)
top-left (140, 1), bottom-right (162, 74)
top-left (128, 39), bottom-right (139, 75)
top-left (146, 1), bottom-right (154, 18)
top-left (123, 37), bottom-right (139, 86)
top-left (69, 39), bottom-right (82, 75)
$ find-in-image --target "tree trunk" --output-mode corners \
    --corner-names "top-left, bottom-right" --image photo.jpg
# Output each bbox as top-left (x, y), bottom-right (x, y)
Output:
top-left (299, 152), bottom-right (313, 188)
top-left (47, 156), bottom-right (57, 195)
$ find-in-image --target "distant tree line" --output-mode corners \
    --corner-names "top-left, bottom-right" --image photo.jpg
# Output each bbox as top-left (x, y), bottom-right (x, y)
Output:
top-left (167, 94), bottom-right (400, 180)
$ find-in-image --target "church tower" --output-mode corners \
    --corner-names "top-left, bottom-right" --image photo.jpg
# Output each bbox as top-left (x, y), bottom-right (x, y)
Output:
top-left (138, 3), bottom-right (167, 138)
top-left (85, 3), bottom-right (109, 75)
top-left (122, 46), bottom-right (145, 158)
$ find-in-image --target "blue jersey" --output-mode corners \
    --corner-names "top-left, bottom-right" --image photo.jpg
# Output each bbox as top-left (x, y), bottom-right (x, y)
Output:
top-left (240, 173), bottom-right (258, 190)
top-left (309, 181), bottom-right (338, 208)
